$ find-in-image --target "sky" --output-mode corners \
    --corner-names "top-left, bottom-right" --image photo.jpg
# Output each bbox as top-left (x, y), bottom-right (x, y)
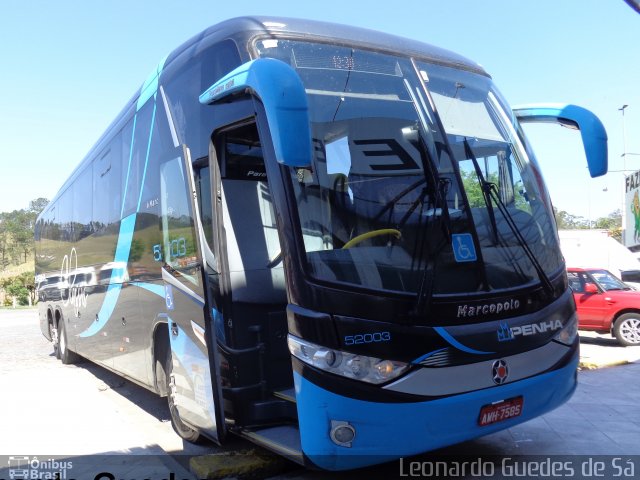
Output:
top-left (1, 0), bottom-right (639, 223)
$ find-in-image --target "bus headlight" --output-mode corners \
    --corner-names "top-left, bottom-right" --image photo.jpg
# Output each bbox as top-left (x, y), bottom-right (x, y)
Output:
top-left (287, 334), bottom-right (409, 384)
top-left (554, 314), bottom-right (578, 345)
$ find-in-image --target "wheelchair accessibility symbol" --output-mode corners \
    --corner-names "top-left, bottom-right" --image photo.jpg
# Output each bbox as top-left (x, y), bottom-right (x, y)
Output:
top-left (165, 284), bottom-right (175, 311)
top-left (452, 233), bottom-right (477, 263)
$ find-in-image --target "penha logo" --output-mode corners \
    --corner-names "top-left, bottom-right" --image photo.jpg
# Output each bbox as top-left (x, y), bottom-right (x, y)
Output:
top-left (497, 321), bottom-right (515, 342)
top-left (497, 320), bottom-right (563, 342)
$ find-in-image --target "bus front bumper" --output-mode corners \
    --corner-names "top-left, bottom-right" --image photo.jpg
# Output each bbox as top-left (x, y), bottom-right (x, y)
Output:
top-left (294, 350), bottom-right (578, 471)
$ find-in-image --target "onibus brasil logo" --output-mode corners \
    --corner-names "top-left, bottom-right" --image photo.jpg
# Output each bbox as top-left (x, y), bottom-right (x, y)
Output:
top-left (7, 456), bottom-right (73, 479)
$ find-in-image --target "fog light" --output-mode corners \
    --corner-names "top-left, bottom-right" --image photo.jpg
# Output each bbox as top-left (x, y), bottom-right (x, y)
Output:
top-left (330, 420), bottom-right (356, 447)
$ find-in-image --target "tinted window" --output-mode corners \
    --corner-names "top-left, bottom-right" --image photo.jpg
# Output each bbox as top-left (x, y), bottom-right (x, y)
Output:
top-left (128, 94), bottom-right (176, 278)
top-left (122, 101), bottom-right (155, 218)
top-left (138, 94), bottom-right (175, 213)
top-left (73, 166), bottom-right (93, 243)
top-left (163, 40), bottom-right (241, 161)
top-left (93, 140), bottom-right (122, 228)
top-left (222, 123), bottom-right (266, 180)
top-left (195, 165), bottom-right (214, 250)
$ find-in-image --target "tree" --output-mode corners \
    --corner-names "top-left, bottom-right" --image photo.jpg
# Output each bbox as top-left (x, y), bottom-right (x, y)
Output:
top-left (594, 209), bottom-right (623, 242)
top-left (3, 275), bottom-right (29, 306)
top-left (18, 271), bottom-right (36, 306)
top-left (29, 198), bottom-right (49, 216)
top-left (0, 198), bottom-right (49, 269)
top-left (0, 217), bottom-right (10, 271)
top-left (554, 208), bottom-right (590, 230)
top-left (4, 210), bottom-right (34, 264)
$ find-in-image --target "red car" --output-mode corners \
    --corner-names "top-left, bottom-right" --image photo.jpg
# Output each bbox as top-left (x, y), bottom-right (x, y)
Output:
top-left (568, 267), bottom-right (640, 346)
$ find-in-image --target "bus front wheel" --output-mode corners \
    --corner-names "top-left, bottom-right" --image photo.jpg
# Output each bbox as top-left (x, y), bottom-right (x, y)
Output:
top-left (165, 353), bottom-right (202, 443)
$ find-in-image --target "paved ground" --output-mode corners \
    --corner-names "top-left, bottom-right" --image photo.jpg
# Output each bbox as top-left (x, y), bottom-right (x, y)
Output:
top-left (578, 329), bottom-right (640, 368)
top-left (0, 308), bottom-right (229, 479)
top-left (1, 308), bottom-right (639, 480)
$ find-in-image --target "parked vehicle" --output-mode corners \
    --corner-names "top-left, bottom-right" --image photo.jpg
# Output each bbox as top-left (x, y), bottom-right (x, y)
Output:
top-left (568, 267), bottom-right (640, 346)
top-left (560, 230), bottom-right (640, 290)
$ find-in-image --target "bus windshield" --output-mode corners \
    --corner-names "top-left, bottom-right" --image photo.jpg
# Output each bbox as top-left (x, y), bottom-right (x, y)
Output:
top-left (257, 39), bottom-right (562, 295)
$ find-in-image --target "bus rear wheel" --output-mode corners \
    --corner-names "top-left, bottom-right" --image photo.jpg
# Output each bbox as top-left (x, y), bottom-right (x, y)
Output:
top-left (50, 322), bottom-right (60, 359)
top-left (58, 318), bottom-right (80, 365)
top-left (165, 353), bottom-right (202, 443)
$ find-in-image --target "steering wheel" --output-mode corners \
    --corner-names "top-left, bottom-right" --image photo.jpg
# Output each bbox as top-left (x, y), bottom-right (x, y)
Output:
top-left (342, 229), bottom-right (402, 249)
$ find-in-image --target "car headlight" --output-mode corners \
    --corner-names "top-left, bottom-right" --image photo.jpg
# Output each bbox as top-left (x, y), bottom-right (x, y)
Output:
top-left (554, 314), bottom-right (578, 345)
top-left (287, 334), bottom-right (409, 384)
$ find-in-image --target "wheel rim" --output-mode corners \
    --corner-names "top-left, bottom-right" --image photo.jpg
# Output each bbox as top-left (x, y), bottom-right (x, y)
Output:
top-left (619, 318), bottom-right (640, 344)
top-left (51, 325), bottom-right (59, 349)
top-left (59, 324), bottom-right (66, 354)
top-left (168, 374), bottom-right (197, 437)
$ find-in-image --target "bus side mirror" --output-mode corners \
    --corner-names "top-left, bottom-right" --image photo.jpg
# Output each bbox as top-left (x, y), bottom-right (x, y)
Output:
top-left (513, 104), bottom-right (608, 178)
top-left (200, 58), bottom-right (312, 168)
top-left (584, 283), bottom-right (599, 294)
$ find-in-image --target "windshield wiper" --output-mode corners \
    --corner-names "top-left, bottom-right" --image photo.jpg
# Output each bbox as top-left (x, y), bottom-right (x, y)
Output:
top-left (463, 138), bottom-right (554, 297)
top-left (464, 139), bottom-right (499, 245)
top-left (409, 123), bottom-right (453, 315)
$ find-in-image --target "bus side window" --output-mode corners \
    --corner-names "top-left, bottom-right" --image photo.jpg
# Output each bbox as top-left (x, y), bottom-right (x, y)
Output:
top-left (162, 39), bottom-right (242, 163)
top-left (121, 101), bottom-right (156, 219)
top-left (194, 164), bottom-right (215, 251)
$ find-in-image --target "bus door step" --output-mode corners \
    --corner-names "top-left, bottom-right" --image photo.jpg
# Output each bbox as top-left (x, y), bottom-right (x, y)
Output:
top-left (240, 424), bottom-right (303, 465)
top-left (273, 387), bottom-right (296, 403)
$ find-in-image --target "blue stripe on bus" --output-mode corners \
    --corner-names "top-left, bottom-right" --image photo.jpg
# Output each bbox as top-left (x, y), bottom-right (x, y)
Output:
top-left (411, 347), bottom-right (448, 364)
top-left (433, 326), bottom-right (494, 355)
top-left (130, 282), bottom-right (165, 298)
top-left (79, 214), bottom-right (137, 338)
top-left (137, 97), bottom-right (157, 211)
top-left (137, 55), bottom-right (167, 111)
top-left (121, 113), bottom-right (138, 219)
top-left (78, 56), bottom-right (167, 339)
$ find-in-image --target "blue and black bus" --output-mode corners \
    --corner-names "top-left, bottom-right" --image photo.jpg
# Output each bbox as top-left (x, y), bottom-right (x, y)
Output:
top-left (35, 16), bottom-right (607, 470)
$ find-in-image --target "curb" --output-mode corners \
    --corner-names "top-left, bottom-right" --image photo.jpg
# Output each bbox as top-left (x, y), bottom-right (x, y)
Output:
top-left (190, 448), bottom-right (293, 479)
top-left (578, 360), bottom-right (630, 370)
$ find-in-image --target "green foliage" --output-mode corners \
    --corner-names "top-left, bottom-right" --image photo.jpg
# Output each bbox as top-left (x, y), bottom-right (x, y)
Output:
top-left (553, 207), bottom-right (622, 241)
top-left (0, 271), bottom-right (34, 306)
top-left (0, 198), bottom-right (49, 271)
top-left (129, 238), bottom-right (145, 262)
top-left (29, 198), bottom-right (49, 216)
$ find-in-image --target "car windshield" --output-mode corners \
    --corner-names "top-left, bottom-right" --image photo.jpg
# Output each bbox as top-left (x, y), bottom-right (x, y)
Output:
top-left (257, 39), bottom-right (563, 295)
top-left (591, 270), bottom-right (631, 291)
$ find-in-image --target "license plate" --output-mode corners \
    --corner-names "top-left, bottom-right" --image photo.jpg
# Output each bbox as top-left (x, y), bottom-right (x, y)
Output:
top-left (478, 396), bottom-right (523, 426)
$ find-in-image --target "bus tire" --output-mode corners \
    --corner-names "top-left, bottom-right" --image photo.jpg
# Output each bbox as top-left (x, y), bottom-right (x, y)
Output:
top-left (613, 313), bottom-right (640, 347)
top-left (59, 317), bottom-right (80, 365)
top-left (165, 352), bottom-right (202, 443)
top-left (50, 321), bottom-right (60, 360)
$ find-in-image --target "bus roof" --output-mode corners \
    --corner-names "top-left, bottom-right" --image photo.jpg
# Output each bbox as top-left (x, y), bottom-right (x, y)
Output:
top-left (39, 16), bottom-right (488, 219)
top-left (173, 16), bottom-right (487, 77)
